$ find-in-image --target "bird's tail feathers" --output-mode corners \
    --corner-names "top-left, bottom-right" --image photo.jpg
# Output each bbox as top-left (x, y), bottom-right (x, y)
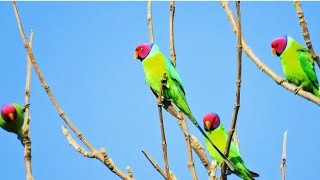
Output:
top-left (248, 170), bottom-right (259, 177)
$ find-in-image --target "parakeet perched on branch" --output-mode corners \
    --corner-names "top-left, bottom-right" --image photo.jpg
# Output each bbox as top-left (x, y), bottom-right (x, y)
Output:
top-left (133, 43), bottom-right (235, 171)
top-left (203, 113), bottom-right (259, 180)
top-left (0, 103), bottom-right (25, 140)
top-left (271, 35), bottom-right (320, 97)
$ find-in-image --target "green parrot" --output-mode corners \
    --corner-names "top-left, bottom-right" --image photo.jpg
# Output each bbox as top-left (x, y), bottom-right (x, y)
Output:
top-left (203, 113), bottom-right (259, 180)
top-left (134, 43), bottom-right (235, 171)
top-left (271, 35), bottom-right (320, 97)
top-left (0, 103), bottom-right (25, 141)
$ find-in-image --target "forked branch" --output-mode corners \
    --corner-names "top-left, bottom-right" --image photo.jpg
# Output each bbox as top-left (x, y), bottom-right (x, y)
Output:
top-left (142, 150), bottom-right (177, 180)
top-left (12, 2), bottom-right (133, 179)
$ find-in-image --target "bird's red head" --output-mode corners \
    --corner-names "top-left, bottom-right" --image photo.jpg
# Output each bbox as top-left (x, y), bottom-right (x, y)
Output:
top-left (203, 113), bottom-right (220, 131)
top-left (134, 43), bottom-right (153, 61)
top-left (271, 36), bottom-right (287, 56)
top-left (1, 104), bottom-right (17, 122)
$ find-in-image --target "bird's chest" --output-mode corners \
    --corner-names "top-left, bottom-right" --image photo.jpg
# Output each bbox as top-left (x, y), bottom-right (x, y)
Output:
top-left (143, 59), bottom-right (167, 93)
top-left (280, 54), bottom-right (308, 85)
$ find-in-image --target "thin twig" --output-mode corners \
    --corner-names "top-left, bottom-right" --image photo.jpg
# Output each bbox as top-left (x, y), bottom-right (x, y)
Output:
top-left (176, 113), bottom-right (198, 180)
top-left (169, 1), bottom-right (197, 177)
top-left (293, 1), bottom-right (320, 68)
top-left (12, 2), bottom-right (133, 179)
top-left (147, 0), bottom-right (154, 43)
top-left (220, 1), bottom-right (320, 106)
top-left (142, 150), bottom-right (167, 179)
top-left (23, 30), bottom-right (34, 180)
top-left (221, 2), bottom-right (242, 179)
top-left (169, 0), bottom-right (176, 67)
top-left (157, 73), bottom-right (171, 180)
top-left (280, 130), bottom-right (288, 180)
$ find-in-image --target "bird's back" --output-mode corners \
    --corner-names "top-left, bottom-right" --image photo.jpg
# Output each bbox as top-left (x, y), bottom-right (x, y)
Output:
top-left (205, 126), bottom-right (256, 180)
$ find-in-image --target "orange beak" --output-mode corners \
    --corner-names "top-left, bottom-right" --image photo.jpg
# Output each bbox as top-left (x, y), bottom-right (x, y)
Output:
top-left (134, 51), bottom-right (138, 59)
top-left (205, 121), bottom-right (211, 130)
top-left (8, 113), bottom-right (15, 121)
top-left (271, 48), bottom-right (276, 55)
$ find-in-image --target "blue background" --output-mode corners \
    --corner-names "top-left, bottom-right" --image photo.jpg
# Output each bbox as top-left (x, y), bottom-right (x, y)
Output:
top-left (0, 2), bottom-right (319, 180)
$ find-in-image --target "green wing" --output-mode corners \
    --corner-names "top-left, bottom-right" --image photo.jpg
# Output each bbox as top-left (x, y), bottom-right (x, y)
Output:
top-left (297, 48), bottom-right (319, 88)
top-left (165, 58), bottom-right (185, 95)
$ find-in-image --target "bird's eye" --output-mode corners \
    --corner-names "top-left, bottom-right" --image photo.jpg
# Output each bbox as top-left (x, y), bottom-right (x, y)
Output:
top-left (139, 48), bottom-right (143, 51)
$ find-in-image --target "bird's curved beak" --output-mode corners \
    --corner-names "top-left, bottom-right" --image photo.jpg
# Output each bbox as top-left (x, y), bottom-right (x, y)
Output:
top-left (8, 113), bottom-right (15, 121)
top-left (205, 121), bottom-right (211, 130)
top-left (134, 51), bottom-right (138, 60)
top-left (271, 48), bottom-right (276, 55)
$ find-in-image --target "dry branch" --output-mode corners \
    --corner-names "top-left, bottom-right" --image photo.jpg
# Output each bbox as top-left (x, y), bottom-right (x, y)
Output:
top-left (157, 73), bottom-right (171, 180)
top-left (209, 161), bottom-right (218, 180)
top-left (176, 113), bottom-right (198, 180)
top-left (12, 2), bottom-right (133, 179)
top-left (293, 1), bottom-right (320, 68)
top-left (221, 1), bottom-right (242, 179)
top-left (147, 0), bottom-right (154, 43)
top-left (62, 126), bottom-right (94, 158)
top-left (190, 135), bottom-right (211, 174)
top-left (142, 150), bottom-right (177, 180)
top-left (280, 130), bottom-right (288, 180)
top-left (23, 30), bottom-right (34, 180)
top-left (169, 0), bottom-right (176, 67)
top-left (220, 1), bottom-right (320, 106)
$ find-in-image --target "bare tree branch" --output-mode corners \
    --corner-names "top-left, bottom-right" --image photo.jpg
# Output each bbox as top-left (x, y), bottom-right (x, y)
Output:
top-left (176, 113), bottom-right (198, 180)
top-left (12, 2), bottom-right (133, 179)
top-left (209, 161), bottom-right (218, 180)
top-left (169, 0), bottom-right (176, 67)
top-left (142, 150), bottom-right (177, 180)
top-left (147, 0), bottom-right (154, 43)
top-left (221, 1), bottom-right (242, 179)
top-left (157, 73), bottom-right (171, 180)
top-left (23, 30), bottom-right (34, 180)
top-left (190, 135), bottom-right (211, 174)
top-left (62, 126), bottom-right (94, 158)
top-left (142, 150), bottom-right (166, 179)
top-left (293, 1), bottom-right (320, 68)
top-left (220, 1), bottom-right (320, 106)
top-left (169, 1), bottom-right (197, 178)
top-left (280, 130), bottom-right (288, 180)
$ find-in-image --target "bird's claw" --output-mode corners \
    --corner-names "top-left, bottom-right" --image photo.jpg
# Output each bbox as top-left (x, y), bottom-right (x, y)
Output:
top-left (294, 86), bottom-right (302, 94)
top-left (23, 103), bottom-right (30, 112)
top-left (157, 96), bottom-right (164, 106)
top-left (277, 79), bottom-right (288, 85)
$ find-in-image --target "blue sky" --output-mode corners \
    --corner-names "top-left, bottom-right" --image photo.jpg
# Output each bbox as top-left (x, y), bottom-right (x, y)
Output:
top-left (1, 1), bottom-right (319, 180)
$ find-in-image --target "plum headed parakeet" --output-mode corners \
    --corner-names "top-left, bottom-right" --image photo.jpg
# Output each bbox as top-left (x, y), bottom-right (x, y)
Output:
top-left (133, 43), bottom-right (236, 171)
top-left (203, 113), bottom-right (259, 180)
top-left (0, 103), bottom-right (25, 141)
top-left (271, 35), bottom-right (320, 97)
